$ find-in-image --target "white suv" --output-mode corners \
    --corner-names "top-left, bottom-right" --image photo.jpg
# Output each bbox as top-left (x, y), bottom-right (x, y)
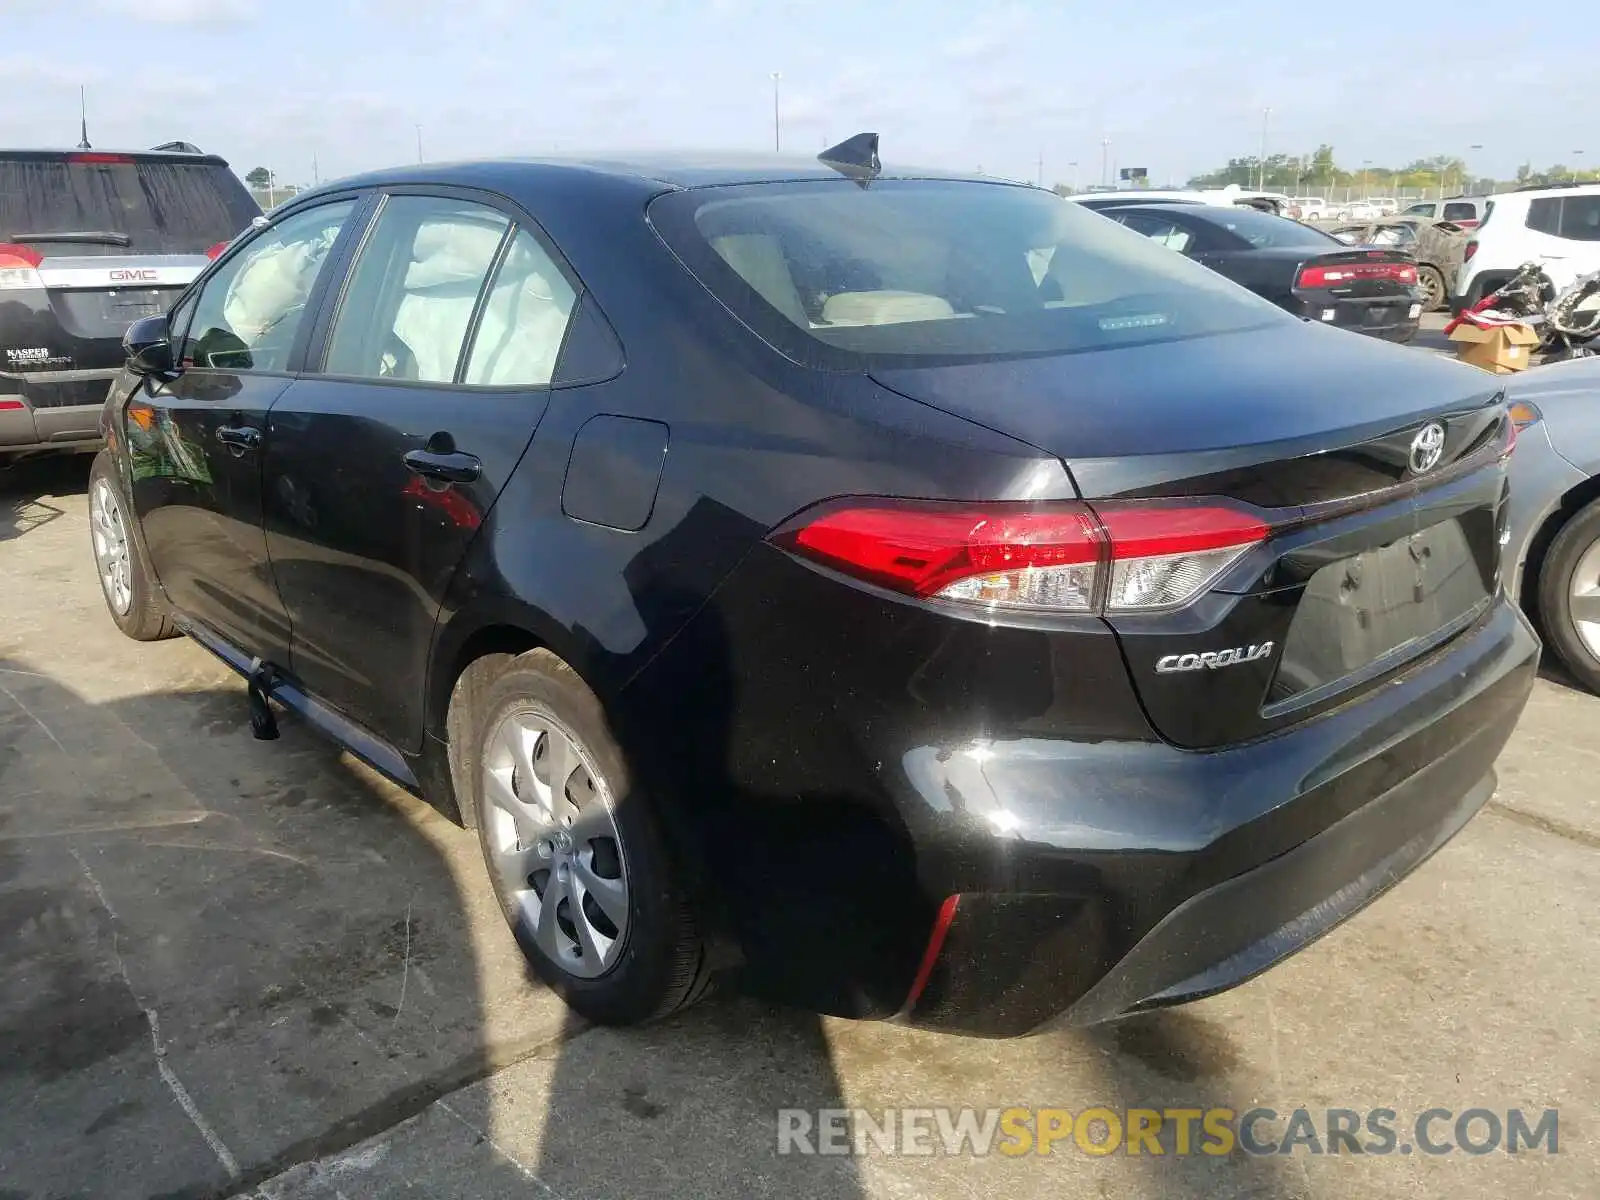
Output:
top-left (1454, 184), bottom-right (1600, 309)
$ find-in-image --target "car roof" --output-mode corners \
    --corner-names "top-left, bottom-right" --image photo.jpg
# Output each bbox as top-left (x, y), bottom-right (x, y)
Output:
top-left (1072, 196), bottom-right (1205, 210)
top-left (0, 146), bottom-right (230, 167)
top-left (1502, 182), bottom-right (1600, 197)
top-left (1106, 202), bottom-right (1262, 221)
top-left (321, 153), bottom-right (989, 195)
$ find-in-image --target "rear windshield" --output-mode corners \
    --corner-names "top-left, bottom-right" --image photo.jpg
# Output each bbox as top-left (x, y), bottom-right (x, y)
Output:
top-left (0, 155), bottom-right (260, 255)
top-left (649, 179), bottom-right (1288, 368)
top-left (1203, 208), bottom-right (1340, 249)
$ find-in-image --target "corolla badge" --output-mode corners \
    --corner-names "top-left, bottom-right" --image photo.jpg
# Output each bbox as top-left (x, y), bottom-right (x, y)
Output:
top-left (1155, 643), bottom-right (1275, 674)
top-left (1409, 422), bottom-right (1446, 474)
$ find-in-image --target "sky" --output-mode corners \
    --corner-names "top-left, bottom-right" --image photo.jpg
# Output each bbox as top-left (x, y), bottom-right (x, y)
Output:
top-left (2, 0), bottom-right (1596, 190)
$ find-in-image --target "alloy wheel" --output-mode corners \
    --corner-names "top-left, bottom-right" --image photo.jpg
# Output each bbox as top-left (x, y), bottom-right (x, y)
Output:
top-left (1570, 535), bottom-right (1600, 662)
top-left (481, 708), bottom-right (630, 978)
top-left (91, 478), bottom-right (133, 616)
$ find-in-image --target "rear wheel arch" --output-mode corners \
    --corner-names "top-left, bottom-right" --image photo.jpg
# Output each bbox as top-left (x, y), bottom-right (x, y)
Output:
top-left (1522, 472), bottom-right (1600, 619)
top-left (1525, 478), bottom-right (1600, 691)
top-left (433, 614), bottom-right (571, 827)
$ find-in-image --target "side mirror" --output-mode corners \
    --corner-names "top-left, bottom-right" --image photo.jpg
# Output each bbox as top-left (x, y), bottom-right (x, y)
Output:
top-left (124, 314), bottom-right (175, 376)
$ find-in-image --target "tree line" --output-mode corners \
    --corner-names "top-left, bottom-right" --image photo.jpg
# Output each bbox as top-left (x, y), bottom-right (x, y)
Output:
top-left (1181, 146), bottom-right (1598, 194)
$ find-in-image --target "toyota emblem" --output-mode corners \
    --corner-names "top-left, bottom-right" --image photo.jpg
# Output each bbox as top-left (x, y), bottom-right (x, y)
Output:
top-left (1409, 422), bottom-right (1446, 474)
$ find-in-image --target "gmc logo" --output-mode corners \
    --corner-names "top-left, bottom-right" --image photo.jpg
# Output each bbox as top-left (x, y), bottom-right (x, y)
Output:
top-left (110, 269), bottom-right (158, 282)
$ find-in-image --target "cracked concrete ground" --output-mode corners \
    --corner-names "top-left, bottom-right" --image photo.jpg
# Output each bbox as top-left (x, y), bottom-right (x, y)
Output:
top-left (2, 454), bottom-right (1597, 1200)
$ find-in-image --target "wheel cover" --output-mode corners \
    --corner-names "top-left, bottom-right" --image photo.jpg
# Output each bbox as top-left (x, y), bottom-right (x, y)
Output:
top-left (481, 708), bottom-right (630, 979)
top-left (91, 478), bottom-right (133, 616)
top-left (1571, 536), bottom-right (1600, 662)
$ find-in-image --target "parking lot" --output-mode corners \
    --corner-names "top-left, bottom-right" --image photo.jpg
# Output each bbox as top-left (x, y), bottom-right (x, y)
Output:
top-left (3, 425), bottom-right (1598, 1199)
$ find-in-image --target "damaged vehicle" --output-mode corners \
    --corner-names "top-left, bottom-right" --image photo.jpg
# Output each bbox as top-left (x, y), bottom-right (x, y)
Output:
top-left (1330, 217), bottom-right (1469, 311)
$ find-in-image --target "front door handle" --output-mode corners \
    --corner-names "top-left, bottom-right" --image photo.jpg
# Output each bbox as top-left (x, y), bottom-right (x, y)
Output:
top-left (403, 448), bottom-right (482, 485)
top-left (216, 424), bottom-right (262, 450)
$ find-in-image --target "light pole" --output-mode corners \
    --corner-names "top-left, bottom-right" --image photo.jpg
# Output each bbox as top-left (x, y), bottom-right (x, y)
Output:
top-left (1459, 143), bottom-right (1483, 195)
top-left (415, 125), bottom-right (423, 164)
top-left (1259, 107), bottom-right (1271, 190)
top-left (771, 72), bottom-right (782, 153)
top-left (1037, 148), bottom-right (1044, 187)
top-left (1068, 160), bottom-right (1078, 193)
top-left (1101, 138), bottom-right (1111, 187)
top-left (1361, 159), bottom-right (1372, 200)
top-left (1576, 150), bottom-right (1587, 181)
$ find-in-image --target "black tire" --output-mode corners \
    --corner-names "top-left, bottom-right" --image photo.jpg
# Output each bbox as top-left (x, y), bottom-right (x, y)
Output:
top-left (1536, 499), bottom-right (1600, 695)
top-left (87, 452), bottom-right (176, 642)
top-left (460, 649), bottom-right (712, 1025)
top-left (1418, 265), bottom-right (1447, 313)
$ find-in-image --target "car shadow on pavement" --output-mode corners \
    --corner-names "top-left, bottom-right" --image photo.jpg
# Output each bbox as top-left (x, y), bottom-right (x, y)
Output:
top-left (0, 455), bottom-right (87, 544)
top-left (0, 654), bottom-right (546, 1200)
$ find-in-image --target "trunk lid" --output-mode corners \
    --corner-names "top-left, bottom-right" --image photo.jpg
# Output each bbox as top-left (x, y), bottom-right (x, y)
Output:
top-left (35, 253), bottom-right (206, 348)
top-left (872, 323), bottom-right (1512, 749)
top-left (1289, 246), bottom-right (1418, 300)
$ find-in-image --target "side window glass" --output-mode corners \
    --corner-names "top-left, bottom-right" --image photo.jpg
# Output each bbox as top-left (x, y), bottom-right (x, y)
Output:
top-left (182, 200), bottom-right (354, 372)
top-left (463, 228), bottom-right (578, 387)
top-left (323, 196), bottom-right (509, 383)
top-left (1119, 215), bottom-right (1194, 253)
top-left (168, 290), bottom-right (198, 353)
top-left (1526, 198), bottom-right (1561, 236)
top-left (1557, 196), bottom-right (1600, 242)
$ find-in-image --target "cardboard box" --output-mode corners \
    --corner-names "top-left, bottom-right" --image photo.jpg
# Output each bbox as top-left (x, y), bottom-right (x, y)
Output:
top-left (1449, 322), bottom-right (1541, 373)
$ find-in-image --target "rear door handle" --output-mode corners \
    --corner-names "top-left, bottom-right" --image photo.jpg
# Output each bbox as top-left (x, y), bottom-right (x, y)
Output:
top-left (216, 424), bottom-right (262, 450)
top-left (403, 448), bottom-right (482, 485)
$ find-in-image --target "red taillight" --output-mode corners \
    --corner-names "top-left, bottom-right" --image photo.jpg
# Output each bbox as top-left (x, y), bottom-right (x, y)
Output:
top-left (1464, 241), bottom-right (1478, 262)
top-left (1298, 261), bottom-right (1418, 288)
top-left (774, 499), bottom-right (1269, 613)
top-left (68, 152), bottom-right (135, 165)
top-left (0, 242), bottom-right (43, 291)
top-left (0, 242), bottom-right (43, 269)
top-left (205, 240), bottom-right (230, 260)
top-left (0, 399), bottom-right (25, 411)
top-left (784, 504), bottom-right (1102, 601)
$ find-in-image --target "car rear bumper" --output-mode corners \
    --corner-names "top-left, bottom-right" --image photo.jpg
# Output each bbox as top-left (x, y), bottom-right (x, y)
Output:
top-left (900, 597), bottom-right (1539, 1036)
top-left (1291, 291), bottom-right (1424, 340)
top-left (0, 369), bottom-right (114, 452)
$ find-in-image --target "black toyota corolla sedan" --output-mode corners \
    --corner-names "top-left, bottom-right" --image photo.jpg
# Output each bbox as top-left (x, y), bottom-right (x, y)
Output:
top-left (89, 139), bottom-right (1537, 1036)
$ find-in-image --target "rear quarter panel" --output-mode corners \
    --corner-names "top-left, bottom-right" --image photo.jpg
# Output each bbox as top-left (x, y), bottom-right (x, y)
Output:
top-left (1503, 359), bottom-right (1600, 600)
